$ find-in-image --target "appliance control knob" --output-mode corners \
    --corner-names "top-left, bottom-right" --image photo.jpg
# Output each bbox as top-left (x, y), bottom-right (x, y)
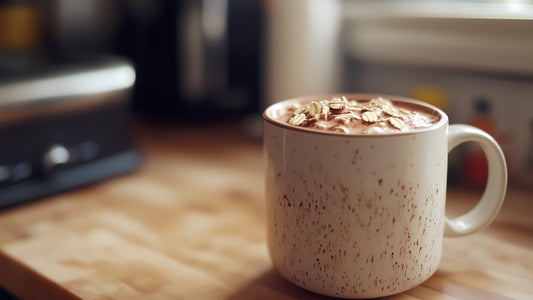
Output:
top-left (43, 145), bottom-right (70, 172)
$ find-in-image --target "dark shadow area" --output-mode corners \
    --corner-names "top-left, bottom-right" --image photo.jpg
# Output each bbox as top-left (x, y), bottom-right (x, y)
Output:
top-left (0, 285), bottom-right (17, 300)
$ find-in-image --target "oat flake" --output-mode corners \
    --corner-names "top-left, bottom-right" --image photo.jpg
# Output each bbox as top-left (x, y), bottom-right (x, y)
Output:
top-left (389, 117), bottom-right (405, 130)
top-left (289, 113), bottom-right (306, 126)
top-left (362, 111), bottom-right (378, 123)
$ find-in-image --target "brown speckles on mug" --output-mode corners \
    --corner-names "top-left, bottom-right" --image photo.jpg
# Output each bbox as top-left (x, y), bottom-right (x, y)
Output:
top-left (351, 149), bottom-right (361, 165)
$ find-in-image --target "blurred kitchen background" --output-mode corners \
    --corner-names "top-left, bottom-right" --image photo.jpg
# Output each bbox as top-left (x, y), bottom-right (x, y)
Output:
top-left (1, 0), bottom-right (533, 206)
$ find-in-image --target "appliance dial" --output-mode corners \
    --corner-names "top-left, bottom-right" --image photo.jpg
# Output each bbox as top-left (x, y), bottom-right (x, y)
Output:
top-left (43, 145), bottom-right (70, 172)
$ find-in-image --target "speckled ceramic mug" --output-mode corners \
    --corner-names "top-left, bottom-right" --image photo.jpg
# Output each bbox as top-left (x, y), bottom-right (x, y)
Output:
top-left (263, 94), bottom-right (507, 298)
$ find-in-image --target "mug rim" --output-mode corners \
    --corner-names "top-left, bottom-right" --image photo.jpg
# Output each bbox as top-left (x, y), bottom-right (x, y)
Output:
top-left (263, 93), bottom-right (449, 137)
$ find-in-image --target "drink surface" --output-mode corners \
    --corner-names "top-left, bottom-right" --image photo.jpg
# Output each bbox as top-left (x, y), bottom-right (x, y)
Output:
top-left (269, 96), bottom-right (441, 135)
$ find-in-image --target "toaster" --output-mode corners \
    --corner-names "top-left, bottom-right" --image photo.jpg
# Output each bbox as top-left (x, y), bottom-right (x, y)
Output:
top-left (0, 53), bottom-right (141, 208)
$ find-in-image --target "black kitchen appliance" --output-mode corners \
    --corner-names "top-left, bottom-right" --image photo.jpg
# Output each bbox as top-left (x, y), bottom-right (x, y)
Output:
top-left (123, 0), bottom-right (264, 117)
top-left (0, 53), bottom-right (141, 208)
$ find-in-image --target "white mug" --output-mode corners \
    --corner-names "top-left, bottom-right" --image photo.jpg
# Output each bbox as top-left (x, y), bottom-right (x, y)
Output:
top-left (263, 94), bottom-right (507, 298)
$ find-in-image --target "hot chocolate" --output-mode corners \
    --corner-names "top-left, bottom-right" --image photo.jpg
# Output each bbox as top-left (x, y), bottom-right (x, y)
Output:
top-left (274, 96), bottom-right (440, 135)
top-left (263, 93), bottom-right (507, 298)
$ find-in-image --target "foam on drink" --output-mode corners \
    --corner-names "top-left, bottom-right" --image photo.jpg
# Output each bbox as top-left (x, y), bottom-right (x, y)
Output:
top-left (280, 96), bottom-right (440, 135)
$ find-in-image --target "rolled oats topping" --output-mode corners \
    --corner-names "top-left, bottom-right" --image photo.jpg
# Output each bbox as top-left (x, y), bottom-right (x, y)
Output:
top-left (288, 113), bottom-right (306, 126)
top-left (308, 102), bottom-right (322, 117)
top-left (388, 117), bottom-right (405, 130)
top-left (329, 97), bottom-right (346, 110)
top-left (282, 96), bottom-right (440, 134)
top-left (362, 111), bottom-right (378, 123)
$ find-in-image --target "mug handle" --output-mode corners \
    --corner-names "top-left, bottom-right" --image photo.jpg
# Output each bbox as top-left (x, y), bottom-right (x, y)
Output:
top-left (444, 124), bottom-right (508, 237)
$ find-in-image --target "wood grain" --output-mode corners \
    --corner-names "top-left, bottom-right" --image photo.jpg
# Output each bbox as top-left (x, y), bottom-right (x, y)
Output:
top-left (0, 121), bottom-right (532, 300)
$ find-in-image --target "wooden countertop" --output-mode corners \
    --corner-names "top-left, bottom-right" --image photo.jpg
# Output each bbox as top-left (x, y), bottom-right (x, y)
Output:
top-left (0, 120), bottom-right (532, 300)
